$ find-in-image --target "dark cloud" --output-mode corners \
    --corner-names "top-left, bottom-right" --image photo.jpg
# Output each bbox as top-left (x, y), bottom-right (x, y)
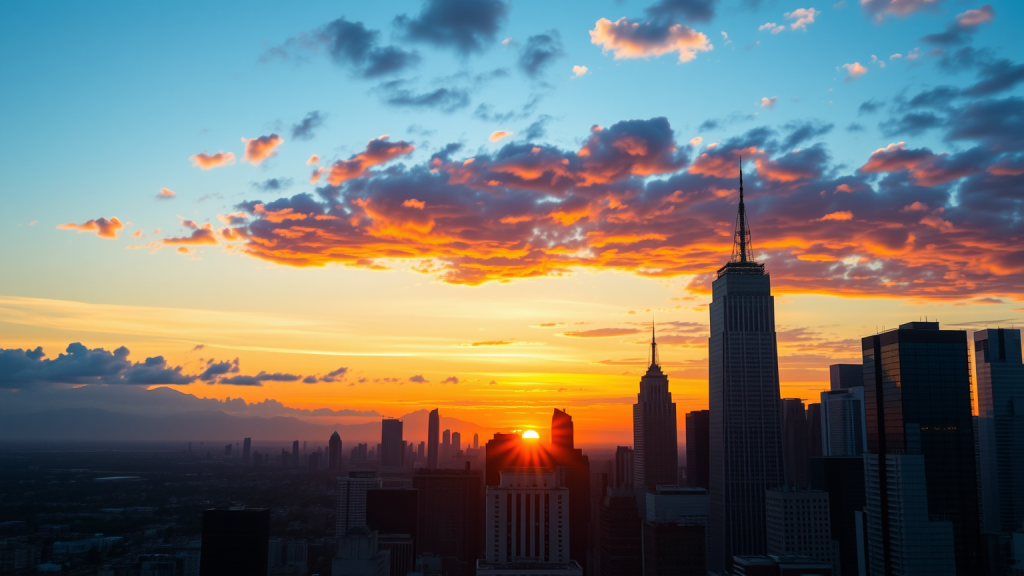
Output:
top-left (903, 86), bottom-right (960, 110)
top-left (409, 374), bottom-right (429, 383)
top-left (964, 59), bottom-right (1024, 97)
top-left (858, 99), bottom-right (883, 115)
top-left (264, 18), bottom-right (419, 78)
top-left (441, 376), bottom-right (460, 384)
top-left (199, 358), bottom-right (239, 382)
top-left (937, 46), bottom-right (992, 73)
top-left (474, 95), bottom-right (542, 123)
top-left (0, 343), bottom-right (193, 388)
top-left (378, 81), bottom-right (471, 113)
top-left (922, 4), bottom-right (994, 46)
top-left (291, 111), bottom-right (326, 141)
top-left (846, 123), bottom-right (865, 132)
top-left (252, 178), bottom-right (293, 192)
top-left (945, 96), bottom-right (1024, 151)
top-left (219, 371), bottom-right (302, 386)
top-left (518, 31), bottom-right (564, 79)
top-left (780, 120), bottom-right (834, 151)
top-left (395, 0), bottom-right (509, 55)
top-left (880, 111), bottom-right (944, 137)
top-left (522, 115), bottom-right (553, 141)
top-left (698, 112), bottom-right (757, 132)
top-left (645, 0), bottom-right (716, 23)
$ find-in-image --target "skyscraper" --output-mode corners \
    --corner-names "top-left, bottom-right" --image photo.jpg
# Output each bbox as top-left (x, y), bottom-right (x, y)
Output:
top-left (552, 408), bottom-right (574, 451)
top-left (600, 487), bottom-right (643, 576)
top-left (643, 487), bottom-right (710, 576)
top-left (483, 468), bottom-right (570, 564)
top-left (975, 328), bottom-right (1024, 534)
top-left (780, 399), bottom-right (810, 487)
top-left (338, 471), bottom-right (383, 535)
top-left (707, 170), bottom-right (785, 573)
top-left (806, 403), bottom-right (822, 459)
top-left (810, 457), bottom-right (866, 576)
top-left (685, 410), bottom-right (709, 489)
top-left (329, 431), bottom-right (342, 471)
top-left (820, 387), bottom-right (866, 456)
top-left (427, 409), bottom-right (439, 469)
top-left (413, 467), bottom-right (483, 576)
top-left (242, 437), bottom-right (251, 465)
top-left (765, 487), bottom-right (839, 573)
top-left (381, 419), bottom-right (404, 468)
top-left (633, 327), bottom-right (678, 492)
top-left (451, 431), bottom-right (461, 455)
top-left (292, 440), bottom-right (299, 467)
top-left (473, 433), bottom-right (479, 450)
top-left (549, 409), bottom-right (592, 574)
top-left (614, 446), bottom-right (634, 488)
top-left (829, 364), bottom-right (862, 390)
top-left (862, 321), bottom-right (980, 575)
top-left (441, 429), bottom-right (451, 462)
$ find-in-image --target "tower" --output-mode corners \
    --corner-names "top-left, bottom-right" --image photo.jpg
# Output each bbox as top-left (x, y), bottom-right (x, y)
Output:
top-left (707, 166), bottom-right (785, 573)
top-left (633, 325), bottom-right (679, 492)
top-left (427, 409), bottom-right (439, 469)
top-left (328, 431), bottom-right (342, 471)
top-left (381, 419), bottom-right (404, 468)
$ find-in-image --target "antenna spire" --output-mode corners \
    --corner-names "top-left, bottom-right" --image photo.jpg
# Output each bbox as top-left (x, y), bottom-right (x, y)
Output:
top-left (731, 157), bottom-right (753, 263)
top-left (649, 318), bottom-right (660, 368)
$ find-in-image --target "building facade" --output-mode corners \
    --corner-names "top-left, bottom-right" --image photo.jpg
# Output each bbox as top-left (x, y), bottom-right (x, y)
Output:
top-left (765, 488), bottom-right (838, 573)
top-left (485, 468), bottom-right (569, 565)
top-left (820, 387), bottom-right (866, 457)
top-left (633, 329), bottom-right (679, 492)
top-left (685, 410), bottom-right (709, 490)
top-left (427, 408), bottom-right (439, 469)
top-left (380, 419), bottom-right (404, 468)
top-left (338, 472), bottom-right (384, 536)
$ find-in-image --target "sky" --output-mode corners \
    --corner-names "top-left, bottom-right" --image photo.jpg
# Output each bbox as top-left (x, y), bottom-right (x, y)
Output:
top-left (1, 0), bottom-right (1022, 445)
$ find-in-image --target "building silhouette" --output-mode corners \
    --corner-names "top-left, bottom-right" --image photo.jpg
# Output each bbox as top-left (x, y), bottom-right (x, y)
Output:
top-left (242, 437), bottom-right (251, 465)
top-left (367, 488), bottom-right (418, 576)
top-left (451, 431), bottom-right (461, 456)
top-left (633, 327), bottom-right (678, 492)
top-left (329, 431), bottom-right (342, 471)
top-left (810, 457), bottom-right (866, 576)
top-left (862, 321), bottom-right (980, 575)
top-left (427, 409), bottom-right (439, 469)
top-left (599, 487), bottom-right (642, 576)
top-left (780, 399), bottom-right (810, 487)
top-left (829, 364), bottom-right (862, 390)
top-left (549, 409), bottom-right (592, 574)
top-left (338, 471), bottom-right (383, 536)
top-left (806, 403), bottom-right (822, 459)
top-left (643, 486), bottom-right (710, 576)
top-left (292, 440), bottom-right (299, 467)
top-left (614, 446), bottom-right (634, 488)
top-left (484, 468), bottom-right (569, 564)
top-left (381, 419), bottom-right (404, 468)
top-left (413, 466), bottom-right (482, 576)
top-left (765, 487), bottom-right (839, 573)
top-left (473, 433), bottom-right (479, 450)
top-left (685, 410), bottom-right (709, 489)
top-left (199, 508), bottom-right (269, 576)
top-left (707, 169), bottom-right (785, 573)
top-left (975, 328), bottom-right (1024, 535)
top-left (441, 429), bottom-right (451, 462)
top-left (820, 387), bottom-right (866, 457)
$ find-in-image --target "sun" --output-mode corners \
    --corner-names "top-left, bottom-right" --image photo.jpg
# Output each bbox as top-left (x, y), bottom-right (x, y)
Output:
top-left (522, 430), bottom-right (540, 439)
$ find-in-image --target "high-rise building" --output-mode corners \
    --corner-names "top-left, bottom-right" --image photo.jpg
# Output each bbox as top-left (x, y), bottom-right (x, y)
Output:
top-left (780, 399), bottom-right (810, 487)
top-left (417, 441), bottom-right (425, 462)
top-left (862, 321), bottom-right (978, 575)
top-left (329, 431), bottom-right (342, 471)
top-left (473, 433), bottom-right (479, 450)
top-left (308, 452), bottom-right (320, 472)
top-left (633, 328), bottom-right (678, 492)
top-left (552, 409), bottom-right (574, 451)
top-left (413, 467), bottom-right (483, 576)
top-left (441, 429), bottom-right (451, 462)
top-left (381, 419), bottom-right (404, 468)
top-left (829, 364), bottom-right (862, 390)
top-left (549, 409), bottom-right (592, 575)
top-left (333, 527), bottom-right (390, 576)
top-left (614, 446), bottom-right (634, 488)
top-left (765, 487), bottom-right (839, 573)
top-left (685, 410), bottom-right (709, 489)
top-left (427, 409), bottom-right (440, 469)
top-left (292, 440), bottom-right (299, 467)
top-left (807, 403), bottom-right (822, 459)
top-left (338, 471), bottom-right (383, 535)
top-left (820, 387), bottom-right (866, 456)
top-left (975, 328), bottom-right (1024, 535)
top-left (484, 468), bottom-right (569, 564)
top-left (199, 508), bottom-right (269, 576)
top-left (864, 453), bottom-right (955, 575)
top-left (643, 486), bottom-right (710, 576)
top-left (451, 431), bottom-right (461, 456)
top-left (485, 433), bottom-right (526, 487)
top-left (708, 171), bottom-right (785, 573)
top-left (367, 488), bottom-right (418, 576)
top-left (600, 487), bottom-right (643, 576)
top-left (242, 438), bottom-right (251, 465)
top-left (810, 457), bottom-right (866, 576)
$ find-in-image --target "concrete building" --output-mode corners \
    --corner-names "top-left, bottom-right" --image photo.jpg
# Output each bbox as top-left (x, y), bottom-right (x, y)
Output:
top-left (380, 419), bottom-right (404, 468)
top-left (484, 468), bottom-right (569, 565)
top-left (333, 527), bottom-right (390, 576)
top-left (643, 486), bottom-right (710, 576)
top-left (614, 446), bottom-right (634, 488)
top-left (780, 399), bottom-right (810, 487)
top-left (337, 472), bottom-right (383, 536)
top-left (599, 487), bottom-right (642, 576)
top-left (820, 387), bottom-right (866, 457)
top-left (329, 431), bottom-right (342, 471)
top-left (765, 487), bottom-right (839, 573)
top-left (427, 409), bottom-right (440, 469)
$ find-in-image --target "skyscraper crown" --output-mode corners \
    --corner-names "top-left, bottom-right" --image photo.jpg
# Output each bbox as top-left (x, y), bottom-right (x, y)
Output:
top-left (717, 160), bottom-right (766, 278)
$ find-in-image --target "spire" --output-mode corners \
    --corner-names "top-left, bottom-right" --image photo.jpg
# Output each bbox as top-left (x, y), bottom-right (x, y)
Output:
top-left (731, 157), bottom-right (754, 264)
top-left (649, 319), bottom-right (660, 368)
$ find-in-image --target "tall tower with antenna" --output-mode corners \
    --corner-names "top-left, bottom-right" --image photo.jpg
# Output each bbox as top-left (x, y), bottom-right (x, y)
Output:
top-left (633, 321), bottom-right (679, 493)
top-left (707, 163), bottom-right (785, 573)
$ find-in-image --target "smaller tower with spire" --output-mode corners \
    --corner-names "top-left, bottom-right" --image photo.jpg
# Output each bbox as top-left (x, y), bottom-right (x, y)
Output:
top-left (633, 320), bottom-right (678, 492)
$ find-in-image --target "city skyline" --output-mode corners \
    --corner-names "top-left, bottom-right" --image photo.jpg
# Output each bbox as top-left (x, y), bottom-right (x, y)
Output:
top-left (2, 0), bottom-right (1024, 444)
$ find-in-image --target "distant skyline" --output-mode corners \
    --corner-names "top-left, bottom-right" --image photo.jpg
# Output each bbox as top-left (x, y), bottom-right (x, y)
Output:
top-left (1, 0), bottom-right (1022, 443)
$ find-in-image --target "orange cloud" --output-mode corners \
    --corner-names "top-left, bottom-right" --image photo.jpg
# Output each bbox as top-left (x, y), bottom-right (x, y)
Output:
top-left (242, 134), bottom-right (284, 166)
top-left (590, 18), bottom-right (712, 63)
top-left (158, 188), bottom-right (176, 199)
top-left (306, 154), bottom-right (320, 165)
top-left (956, 4), bottom-right (994, 27)
top-left (842, 62), bottom-right (867, 81)
top-left (572, 65), bottom-right (588, 77)
top-left (490, 131), bottom-right (513, 142)
top-left (162, 220), bottom-right (218, 246)
top-left (189, 151), bottom-right (236, 170)
top-left (326, 136), bottom-right (415, 186)
top-left (403, 199), bottom-right (426, 209)
top-left (562, 328), bottom-right (644, 338)
top-left (57, 217), bottom-right (125, 239)
top-left (818, 211), bottom-right (853, 221)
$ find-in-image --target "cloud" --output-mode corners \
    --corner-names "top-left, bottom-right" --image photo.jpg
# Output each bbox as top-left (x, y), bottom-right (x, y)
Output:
top-left (860, 0), bottom-right (942, 21)
top-left (322, 367), bottom-right (349, 381)
top-left (57, 217), bottom-right (125, 240)
top-left (841, 62), bottom-right (868, 81)
top-left (590, 18), bottom-right (712, 63)
top-left (645, 0), bottom-right (716, 23)
top-left (760, 97), bottom-right (778, 109)
top-left (859, 99), bottom-right (883, 114)
top-left (323, 136), bottom-right (415, 186)
top-left (441, 376), bottom-right (460, 384)
top-left (759, 22), bottom-right (784, 34)
top-left (818, 210), bottom-right (853, 221)
top-left (518, 31), bottom-right (564, 78)
top-left (562, 328), bottom-right (644, 338)
top-left (785, 8), bottom-right (820, 30)
top-left (408, 374), bottom-right (429, 383)
top-left (522, 115), bottom-right (552, 141)
top-left (395, 0), bottom-right (508, 55)
top-left (858, 142), bottom-right (981, 185)
top-left (242, 134), bottom-right (283, 166)
top-left (263, 18), bottom-right (419, 78)
top-left (490, 131), bottom-right (513, 142)
top-left (219, 371), bottom-right (302, 386)
top-left (964, 59), bottom-right (1024, 97)
top-left (252, 178), bottom-right (293, 192)
top-left (163, 219), bottom-right (218, 247)
top-left (0, 343), bottom-right (192, 388)
top-left (157, 188), bottom-right (176, 199)
top-left (189, 151), bottom-right (235, 170)
top-left (307, 154), bottom-right (320, 165)
top-left (780, 119), bottom-right (834, 150)
top-left (291, 111), bottom-right (326, 141)
top-left (377, 81), bottom-right (471, 113)
top-left (572, 65), bottom-right (589, 78)
top-left (468, 340), bottom-right (514, 346)
top-left (923, 4), bottom-right (993, 46)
